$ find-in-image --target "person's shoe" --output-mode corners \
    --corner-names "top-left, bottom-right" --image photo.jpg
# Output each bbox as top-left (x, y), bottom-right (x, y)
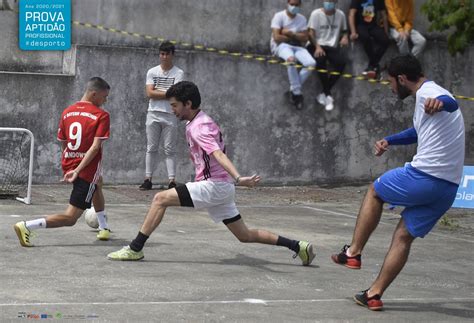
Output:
top-left (325, 95), bottom-right (334, 111)
top-left (316, 93), bottom-right (327, 105)
top-left (294, 94), bottom-right (304, 110)
top-left (107, 246), bottom-right (144, 261)
top-left (168, 181), bottom-right (177, 189)
top-left (353, 289), bottom-right (383, 311)
top-left (293, 241), bottom-right (315, 266)
top-left (13, 221), bottom-right (33, 247)
top-left (362, 65), bottom-right (376, 79)
top-left (139, 179), bottom-right (152, 190)
top-left (331, 244), bottom-right (361, 269)
top-left (97, 228), bottom-right (111, 241)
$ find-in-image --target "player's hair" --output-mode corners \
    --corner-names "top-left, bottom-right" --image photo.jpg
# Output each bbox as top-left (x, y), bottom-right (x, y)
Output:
top-left (86, 77), bottom-right (110, 92)
top-left (387, 54), bottom-right (424, 82)
top-left (159, 41), bottom-right (175, 54)
top-left (166, 81), bottom-right (201, 109)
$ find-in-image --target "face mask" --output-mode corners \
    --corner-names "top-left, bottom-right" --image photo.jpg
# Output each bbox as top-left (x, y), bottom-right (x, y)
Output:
top-left (287, 4), bottom-right (300, 15)
top-left (323, 2), bottom-right (336, 11)
top-left (396, 79), bottom-right (411, 100)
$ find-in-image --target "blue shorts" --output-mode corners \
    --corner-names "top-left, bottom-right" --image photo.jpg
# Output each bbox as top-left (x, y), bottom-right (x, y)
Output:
top-left (374, 164), bottom-right (458, 238)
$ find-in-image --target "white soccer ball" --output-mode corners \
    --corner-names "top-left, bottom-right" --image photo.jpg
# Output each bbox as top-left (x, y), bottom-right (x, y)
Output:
top-left (84, 207), bottom-right (99, 229)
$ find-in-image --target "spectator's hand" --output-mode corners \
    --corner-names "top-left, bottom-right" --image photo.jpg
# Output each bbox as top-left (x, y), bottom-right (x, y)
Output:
top-left (350, 32), bottom-right (358, 41)
top-left (374, 139), bottom-right (389, 156)
top-left (424, 97), bottom-right (444, 115)
top-left (340, 35), bottom-right (349, 47)
top-left (237, 175), bottom-right (261, 188)
top-left (399, 31), bottom-right (408, 41)
top-left (62, 170), bottom-right (78, 183)
top-left (281, 28), bottom-right (294, 37)
top-left (315, 45), bottom-right (325, 57)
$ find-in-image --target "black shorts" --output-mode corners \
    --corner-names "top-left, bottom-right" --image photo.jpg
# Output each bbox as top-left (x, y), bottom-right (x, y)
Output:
top-left (69, 177), bottom-right (96, 210)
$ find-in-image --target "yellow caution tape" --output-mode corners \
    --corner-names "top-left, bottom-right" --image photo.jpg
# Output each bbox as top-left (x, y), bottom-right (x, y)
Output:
top-left (70, 20), bottom-right (474, 101)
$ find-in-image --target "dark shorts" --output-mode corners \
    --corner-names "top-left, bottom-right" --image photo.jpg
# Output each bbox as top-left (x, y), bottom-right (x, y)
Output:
top-left (374, 164), bottom-right (458, 238)
top-left (69, 177), bottom-right (96, 210)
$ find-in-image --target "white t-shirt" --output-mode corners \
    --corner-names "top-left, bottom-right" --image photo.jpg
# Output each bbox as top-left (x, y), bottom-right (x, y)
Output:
top-left (411, 81), bottom-right (465, 184)
top-left (270, 10), bottom-right (308, 53)
top-left (307, 8), bottom-right (347, 48)
top-left (146, 65), bottom-right (184, 113)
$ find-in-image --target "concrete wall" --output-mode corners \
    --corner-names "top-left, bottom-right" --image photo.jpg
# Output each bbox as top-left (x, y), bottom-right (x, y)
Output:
top-left (0, 1), bottom-right (473, 185)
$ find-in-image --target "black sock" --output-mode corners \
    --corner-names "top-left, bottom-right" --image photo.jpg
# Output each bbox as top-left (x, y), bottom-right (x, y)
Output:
top-left (276, 236), bottom-right (300, 253)
top-left (129, 231), bottom-right (149, 252)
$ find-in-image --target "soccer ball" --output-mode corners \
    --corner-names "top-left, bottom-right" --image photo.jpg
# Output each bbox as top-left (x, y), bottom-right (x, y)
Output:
top-left (84, 207), bottom-right (99, 229)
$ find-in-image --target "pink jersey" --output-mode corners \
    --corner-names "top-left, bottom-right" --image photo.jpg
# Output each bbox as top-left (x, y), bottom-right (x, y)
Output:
top-left (185, 111), bottom-right (233, 183)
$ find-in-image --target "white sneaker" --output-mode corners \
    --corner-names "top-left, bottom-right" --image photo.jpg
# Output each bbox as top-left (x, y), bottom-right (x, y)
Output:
top-left (316, 93), bottom-right (327, 105)
top-left (325, 95), bottom-right (334, 111)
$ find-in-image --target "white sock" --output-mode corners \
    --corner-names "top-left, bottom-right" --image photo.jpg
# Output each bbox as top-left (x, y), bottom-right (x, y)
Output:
top-left (96, 211), bottom-right (108, 230)
top-left (25, 218), bottom-right (47, 230)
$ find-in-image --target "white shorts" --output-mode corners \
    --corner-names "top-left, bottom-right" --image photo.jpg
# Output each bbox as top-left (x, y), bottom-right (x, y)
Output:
top-left (185, 181), bottom-right (239, 223)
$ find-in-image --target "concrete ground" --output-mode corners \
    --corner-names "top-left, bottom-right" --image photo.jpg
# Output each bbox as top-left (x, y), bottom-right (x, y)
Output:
top-left (1, 184), bottom-right (473, 322)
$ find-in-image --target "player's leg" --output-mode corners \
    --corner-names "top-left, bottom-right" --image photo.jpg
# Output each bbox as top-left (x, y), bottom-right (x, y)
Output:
top-left (161, 114), bottom-right (178, 189)
top-left (140, 113), bottom-right (162, 190)
top-left (107, 187), bottom-right (181, 260)
top-left (93, 176), bottom-right (110, 240)
top-left (14, 178), bottom-right (95, 247)
top-left (353, 218), bottom-right (414, 311)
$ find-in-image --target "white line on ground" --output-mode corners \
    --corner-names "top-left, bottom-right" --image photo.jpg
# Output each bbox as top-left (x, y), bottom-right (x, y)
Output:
top-left (1, 297), bottom-right (473, 307)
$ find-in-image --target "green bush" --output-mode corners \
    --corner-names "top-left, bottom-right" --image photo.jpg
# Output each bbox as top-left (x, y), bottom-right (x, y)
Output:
top-left (421, 0), bottom-right (474, 55)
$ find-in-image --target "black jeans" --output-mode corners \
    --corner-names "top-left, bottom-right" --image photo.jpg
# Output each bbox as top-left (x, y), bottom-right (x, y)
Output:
top-left (357, 24), bottom-right (390, 68)
top-left (307, 44), bottom-right (347, 95)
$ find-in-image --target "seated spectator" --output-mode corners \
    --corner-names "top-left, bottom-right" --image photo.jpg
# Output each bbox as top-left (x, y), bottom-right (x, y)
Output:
top-left (349, 0), bottom-right (390, 78)
top-left (307, 0), bottom-right (349, 111)
top-left (271, 0), bottom-right (316, 110)
top-left (385, 0), bottom-right (426, 57)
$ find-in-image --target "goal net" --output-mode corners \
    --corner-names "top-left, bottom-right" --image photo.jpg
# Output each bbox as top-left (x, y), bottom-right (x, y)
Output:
top-left (0, 128), bottom-right (34, 204)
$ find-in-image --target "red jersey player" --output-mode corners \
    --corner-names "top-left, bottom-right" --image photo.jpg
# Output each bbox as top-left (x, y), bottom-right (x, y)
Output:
top-left (14, 77), bottom-right (111, 247)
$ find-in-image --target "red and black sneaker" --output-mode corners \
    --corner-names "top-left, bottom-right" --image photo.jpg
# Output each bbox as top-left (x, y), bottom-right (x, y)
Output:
top-left (331, 244), bottom-right (361, 269)
top-left (353, 289), bottom-right (383, 311)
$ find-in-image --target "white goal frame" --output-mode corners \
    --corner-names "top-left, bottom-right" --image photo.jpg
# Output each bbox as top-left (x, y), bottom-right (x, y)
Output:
top-left (0, 127), bottom-right (34, 204)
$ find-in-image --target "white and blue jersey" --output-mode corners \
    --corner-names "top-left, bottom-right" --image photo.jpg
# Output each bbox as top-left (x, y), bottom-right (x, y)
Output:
top-left (375, 80), bottom-right (465, 238)
top-left (411, 81), bottom-right (465, 184)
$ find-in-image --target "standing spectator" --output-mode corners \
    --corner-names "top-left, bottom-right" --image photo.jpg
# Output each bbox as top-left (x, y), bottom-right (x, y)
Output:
top-left (385, 0), bottom-right (426, 57)
top-left (271, 0), bottom-right (316, 110)
top-left (307, 0), bottom-right (349, 111)
top-left (349, 0), bottom-right (390, 78)
top-left (139, 41), bottom-right (184, 191)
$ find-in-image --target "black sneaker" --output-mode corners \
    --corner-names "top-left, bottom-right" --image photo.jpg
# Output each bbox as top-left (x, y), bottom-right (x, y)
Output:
top-left (353, 289), bottom-right (383, 311)
top-left (139, 179), bottom-right (152, 190)
top-left (331, 244), bottom-right (361, 269)
top-left (168, 181), bottom-right (177, 189)
top-left (294, 94), bottom-right (304, 110)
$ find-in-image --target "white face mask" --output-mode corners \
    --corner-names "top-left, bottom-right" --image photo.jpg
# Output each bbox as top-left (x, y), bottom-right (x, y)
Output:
top-left (287, 4), bottom-right (300, 15)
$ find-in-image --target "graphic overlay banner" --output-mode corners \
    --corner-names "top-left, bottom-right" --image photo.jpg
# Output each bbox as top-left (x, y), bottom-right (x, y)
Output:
top-left (19, 0), bottom-right (71, 50)
top-left (452, 166), bottom-right (474, 208)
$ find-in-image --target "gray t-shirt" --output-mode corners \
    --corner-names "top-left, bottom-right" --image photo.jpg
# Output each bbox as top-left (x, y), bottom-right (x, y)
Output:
top-left (307, 8), bottom-right (347, 48)
top-left (146, 65), bottom-right (184, 113)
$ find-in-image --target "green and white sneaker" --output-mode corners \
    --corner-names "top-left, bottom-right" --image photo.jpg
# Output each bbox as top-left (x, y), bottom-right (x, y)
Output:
top-left (294, 241), bottom-right (315, 266)
top-left (107, 246), bottom-right (144, 261)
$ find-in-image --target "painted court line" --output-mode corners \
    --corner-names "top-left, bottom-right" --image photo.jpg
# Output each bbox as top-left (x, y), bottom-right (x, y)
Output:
top-left (1, 297), bottom-right (473, 307)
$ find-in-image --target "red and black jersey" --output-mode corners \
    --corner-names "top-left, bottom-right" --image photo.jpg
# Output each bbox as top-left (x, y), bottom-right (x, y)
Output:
top-left (57, 101), bottom-right (110, 183)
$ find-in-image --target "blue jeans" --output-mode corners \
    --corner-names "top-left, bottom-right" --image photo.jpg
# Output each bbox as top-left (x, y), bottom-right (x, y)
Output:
top-left (275, 43), bottom-right (316, 95)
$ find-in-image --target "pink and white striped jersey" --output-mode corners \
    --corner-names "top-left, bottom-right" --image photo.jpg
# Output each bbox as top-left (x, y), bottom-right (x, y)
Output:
top-left (185, 111), bottom-right (233, 183)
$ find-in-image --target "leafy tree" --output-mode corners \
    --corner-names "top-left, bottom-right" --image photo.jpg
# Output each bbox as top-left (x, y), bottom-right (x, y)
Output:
top-left (421, 0), bottom-right (474, 55)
